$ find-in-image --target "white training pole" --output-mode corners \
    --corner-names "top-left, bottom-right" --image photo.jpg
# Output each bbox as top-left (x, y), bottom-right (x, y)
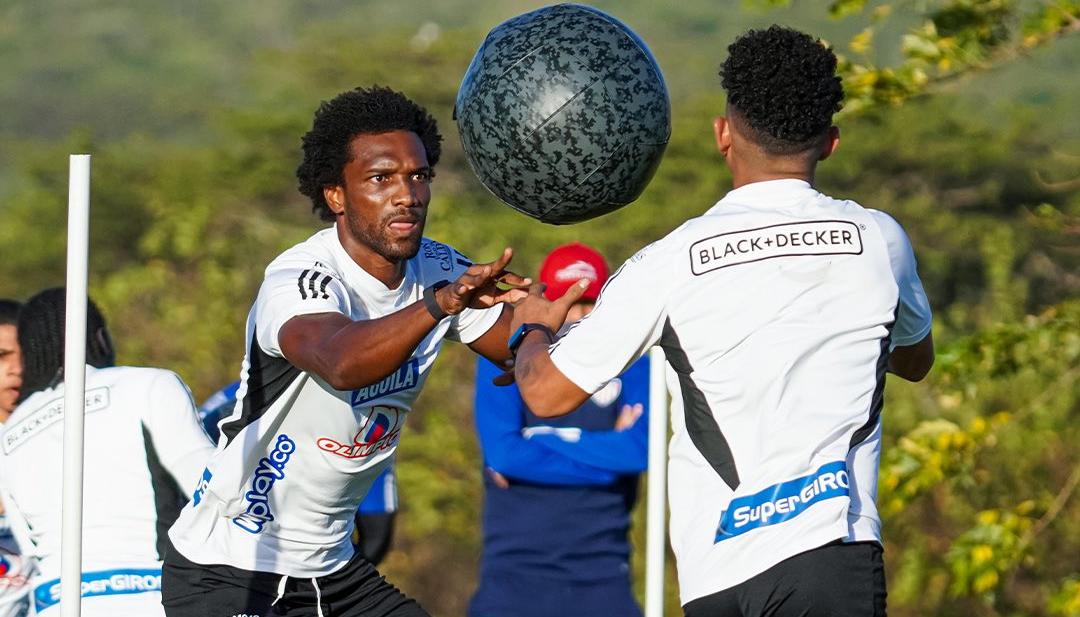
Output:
top-left (61, 154), bottom-right (90, 617)
top-left (645, 346), bottom-right (669, 617)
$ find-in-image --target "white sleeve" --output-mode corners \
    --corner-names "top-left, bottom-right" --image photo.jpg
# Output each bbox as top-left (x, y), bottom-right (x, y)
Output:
top-left (142, 371), bottom-right (217, 495)
top-left (446, 303), bottom-right (503, 344)
top-left (430, 243), bottom-right (504, 344)
top-left (548, 243), bottom-right (671, 394)
top-left (872, 211), bottom-right (932, 348)
top-left (0, 486), bottom-right (37, 556)
top-left (255, 265), bottom-right (351, 357)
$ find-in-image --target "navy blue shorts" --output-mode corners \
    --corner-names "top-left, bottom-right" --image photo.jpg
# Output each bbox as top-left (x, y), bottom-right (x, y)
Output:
top-left (469, 572), bottom-right (642, 617)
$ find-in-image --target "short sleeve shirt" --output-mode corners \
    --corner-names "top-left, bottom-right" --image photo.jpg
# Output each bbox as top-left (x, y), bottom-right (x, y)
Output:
top-left (0, 365), bottom-right (214, 608)
top-left (549, 179), bottom-right (931, 603)
top-left (169, 227), bottom-right (501, 577)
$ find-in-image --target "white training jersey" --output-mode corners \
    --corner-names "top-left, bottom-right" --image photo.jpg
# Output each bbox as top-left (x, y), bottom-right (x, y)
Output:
top-left (0, 366), bottom-right (215, 616)
top-left (549, 179), bottom-right (932, 603)
top-left (169, 227), bottom-right (502, 578)
top-left (0, 434), bottom-right (33, 617)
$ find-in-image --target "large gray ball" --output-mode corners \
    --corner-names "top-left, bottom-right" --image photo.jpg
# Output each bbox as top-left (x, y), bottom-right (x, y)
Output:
top-left (455, 3), bottom-right (670, 225)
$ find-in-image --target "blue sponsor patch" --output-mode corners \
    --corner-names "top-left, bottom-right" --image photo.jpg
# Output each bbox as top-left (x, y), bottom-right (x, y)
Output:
top-left (715, 461), bottom-right (850, 542)
top-left (351, 359), bottom-right (419, 405)
top-left (34, 568), bottom-right (162, 613)
top-left (233, 434), bottom-right (295, 534)
top-left (192, 467), bottom-right (213, 506)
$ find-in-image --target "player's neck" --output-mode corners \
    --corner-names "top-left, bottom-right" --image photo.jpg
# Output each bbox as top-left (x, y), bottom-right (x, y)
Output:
top-left (337, 229), bottom-right (407, 289)
top-left (730, 159), bottom-right (817, 190)
top-left (731, 169), bottom-right (815, 189)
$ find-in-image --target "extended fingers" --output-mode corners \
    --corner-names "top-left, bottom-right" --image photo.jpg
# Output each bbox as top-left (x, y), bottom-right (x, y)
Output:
top-left (553, 278), bottom-right (590, 309)
top-left (490, 247), bottom-right (514, 274)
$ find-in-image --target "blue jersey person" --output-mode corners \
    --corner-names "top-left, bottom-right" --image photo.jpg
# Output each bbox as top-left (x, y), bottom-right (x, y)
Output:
top-left (470, 243), bottom-right (649, 617)
top-left (199, 382), bottom-right (397, 565)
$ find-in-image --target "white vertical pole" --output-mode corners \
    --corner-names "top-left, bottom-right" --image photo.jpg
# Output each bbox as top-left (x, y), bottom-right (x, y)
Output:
top-left (645, 346), bottom-right (669, 617)
top-left (61, 154), bottom-right (90, 617)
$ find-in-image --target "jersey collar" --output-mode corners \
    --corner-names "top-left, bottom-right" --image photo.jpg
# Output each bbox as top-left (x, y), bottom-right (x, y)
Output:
top-left (715, 179), bottom-right (817, 209)
top-left (326, 225), bottom-right (416, 298)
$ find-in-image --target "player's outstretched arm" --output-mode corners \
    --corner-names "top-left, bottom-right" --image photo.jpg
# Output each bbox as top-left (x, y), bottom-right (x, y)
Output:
top-left (511, 280), bottom-right (592, 417)
top-left (281, 249), bottom-right (527, 391)
top-left (888, 331), bottom-right (934, 382)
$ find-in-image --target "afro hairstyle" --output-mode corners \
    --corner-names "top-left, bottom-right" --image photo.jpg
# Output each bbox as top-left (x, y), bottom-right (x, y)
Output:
top-left (296, 86), bottom-right (443, 222)
top-left (720, 26), bottom-right (844, 155)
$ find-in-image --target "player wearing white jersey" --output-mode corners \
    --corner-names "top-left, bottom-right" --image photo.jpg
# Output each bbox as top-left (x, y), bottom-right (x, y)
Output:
top-left (0, 289), bottom-right (215, 616)
top-left (0, 299), bottom-right (31, 617)
top-left (164, 87), bottom-right (527, 617)
top-left (508, 27), bottom-right (934, 617)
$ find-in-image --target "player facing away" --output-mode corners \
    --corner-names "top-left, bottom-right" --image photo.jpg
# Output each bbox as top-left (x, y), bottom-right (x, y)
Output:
top-left (506, 26), bottom-right (935, 617)
top-left (163, 87), bottom-right (528, 617)
top-left (0, 289), bottom-right (216, 616)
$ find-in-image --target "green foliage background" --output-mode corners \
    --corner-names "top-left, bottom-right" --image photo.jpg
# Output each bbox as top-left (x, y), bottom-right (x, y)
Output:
top-left (0, 1), bottom-right (1076, 615)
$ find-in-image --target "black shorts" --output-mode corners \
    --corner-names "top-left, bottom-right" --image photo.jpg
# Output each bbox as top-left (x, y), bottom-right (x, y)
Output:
top-left (683, 541), bottom-right (887, 617)
top-left (161, 548), bottom-right (430, 617)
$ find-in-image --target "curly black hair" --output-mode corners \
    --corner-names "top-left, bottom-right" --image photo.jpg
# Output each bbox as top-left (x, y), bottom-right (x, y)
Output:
top-left (720, 26), bottom-right (844, 155)
top-left (296, 86), bottom-right (443, 222)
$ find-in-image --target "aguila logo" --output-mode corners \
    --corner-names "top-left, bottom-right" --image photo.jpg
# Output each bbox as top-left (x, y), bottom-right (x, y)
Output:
top-left (317, 406), bottom-right (403, 459)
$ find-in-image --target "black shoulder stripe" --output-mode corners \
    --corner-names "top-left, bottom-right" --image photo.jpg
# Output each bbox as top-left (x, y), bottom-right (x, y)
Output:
top-left (307, 270), bottom-right (319, 298)
top-left (297, 269), bottom-right (310, 300)
top-left (319, 274), bottom-right (332, 299)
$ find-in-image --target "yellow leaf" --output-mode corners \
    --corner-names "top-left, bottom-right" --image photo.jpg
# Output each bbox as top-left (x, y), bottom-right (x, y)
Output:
top-left (851, 28), bottom-right (874, 54)
top-left (973, 570), bottom-right (999, 593)
top-left (977, 510), bottom-right (1000, 525)
top-left (971, 544), bottom-right (994, 565)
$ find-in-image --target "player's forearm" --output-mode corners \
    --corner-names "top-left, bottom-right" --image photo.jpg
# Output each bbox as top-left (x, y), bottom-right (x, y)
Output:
top-left (514, 332), bottom-right (589, 417)
top-left (283, 302), bottom-right (440, 391)
top-left (887, 331), bottom-right (934, 382)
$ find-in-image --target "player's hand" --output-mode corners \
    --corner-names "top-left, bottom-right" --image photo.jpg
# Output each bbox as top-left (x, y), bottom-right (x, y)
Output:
top-left (486, 467), bottom-right (510, 489)
top-left (614, 403), bottom-right (644, 431)
top-left (509, 278), bottom-right (590, 335)
top-left (437, 248), bottom-right (530, 313)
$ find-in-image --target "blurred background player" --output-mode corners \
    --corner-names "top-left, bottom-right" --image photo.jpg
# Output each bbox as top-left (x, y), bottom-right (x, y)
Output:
top-left (470, 243), bottom-right (649, 617)
top-left (199, 381), bottom-right (399, 565)
top-left (0, 288), bottom-right (215, 616)
top-left (0, 298), bottom-right (31, 617)
top-left (0, 300), bottom-right (21, 423)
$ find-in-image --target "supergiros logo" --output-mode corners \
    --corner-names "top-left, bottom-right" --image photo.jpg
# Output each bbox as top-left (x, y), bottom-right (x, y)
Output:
top-left (232, 434), bottom-right (295, 534)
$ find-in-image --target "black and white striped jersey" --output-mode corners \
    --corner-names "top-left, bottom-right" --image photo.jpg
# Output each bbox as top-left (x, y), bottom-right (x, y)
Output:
top-left (0, 366), bottom-right (214, 615)
top-left (169, 227), bottom-right (501, 577)
top-left (548, 179), bottom-right (932, 604)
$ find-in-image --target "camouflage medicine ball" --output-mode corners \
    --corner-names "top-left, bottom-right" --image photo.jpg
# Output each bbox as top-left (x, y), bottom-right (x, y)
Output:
top-left (455, 3), bottom-right (670, 225)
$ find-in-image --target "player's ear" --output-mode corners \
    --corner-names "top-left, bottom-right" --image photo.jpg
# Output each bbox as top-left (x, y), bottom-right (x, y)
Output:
top-left (713, 117), bottom-right (732, 157)
top-left (818, 126), bottom-right (840, 161)
top-left (324, 185), bottom-right (346, 216)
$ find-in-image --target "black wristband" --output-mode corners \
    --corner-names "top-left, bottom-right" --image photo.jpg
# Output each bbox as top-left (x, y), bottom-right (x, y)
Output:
top-left (423, 280), bottom-right (452, 321)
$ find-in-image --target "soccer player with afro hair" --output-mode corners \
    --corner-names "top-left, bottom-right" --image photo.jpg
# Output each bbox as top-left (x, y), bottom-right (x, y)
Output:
top-left (164, 85), bottom-right (529, 617)
top-left (506, 25), bottom-right (934, 617)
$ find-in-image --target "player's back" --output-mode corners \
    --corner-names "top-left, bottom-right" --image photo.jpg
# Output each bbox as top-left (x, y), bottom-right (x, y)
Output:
top-left (0, 365), bottom-right (214, 615)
